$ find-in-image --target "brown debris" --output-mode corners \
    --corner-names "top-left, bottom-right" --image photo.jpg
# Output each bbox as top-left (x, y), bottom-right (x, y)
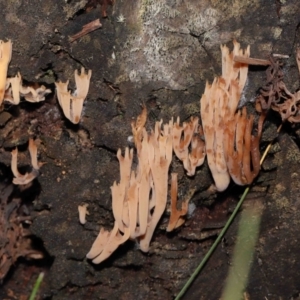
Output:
top-left (86, 0), bottom-right (115, 18)
top-left (100, 0), bottom-right (114, 17)
top-left (0, 183), bottom-right (43, 281)
top-left (256, 55), bottom-right (300, 123)
top-left (296, 48), bottom-right (300, 75)
top-left (233, 55), bottom-right (270, 66)
top-left (255, 56), bottom-right (285, 113)
top-left (69, 19), bottom-right (102, 43)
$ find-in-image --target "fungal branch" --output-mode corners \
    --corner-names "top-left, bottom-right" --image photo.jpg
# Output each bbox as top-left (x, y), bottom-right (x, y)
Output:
top-left (11, 138), bottom-right (43, 186)
top-left (85, 40), bottom-right (273, 264)
top-left (200, 40), bottom-right (265, 191)
top-left (55, 67), bottom-right (92, 124)
top-left (0, 40), bottom-right (51, 106)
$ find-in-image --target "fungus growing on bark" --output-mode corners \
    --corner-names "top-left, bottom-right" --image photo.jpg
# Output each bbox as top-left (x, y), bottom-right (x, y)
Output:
top-left (135, 130), bottom-right (152, 236)
top-left (4, 72), bottom-right (22, 105)
top-left (139, 121), bottom-right (173, 252)
top-left (167, 173), bottom-right (190, 232)
top-left (21, 84), bottom-right (51, 103)
top-left (111, 147), bottom-right (134, 233)
top-left (223, 107), bottom-right (263, 185)
top-left (0, 40), bottom-right (12, 106)
top-left (55, 67), bottom-right (92, 124)
top-left (131, 104), bottom-right (147, 151)
top-left (78, 204), bottom-right (89, 225)
top-left (200, 78), bottom-right (231, 192)
top-left (11, 139), bottom-right (42, 185)
top-left (4, 72), bottom-right (51, 105)
top-left (0, 40), bottom-right (50, 105)
top-left (172, 116), bottom-right (205, 176)
top-left (200, 40), bottom-right (253, 191)
top-left (87, 120), bottom-right (175, 263)
top-left (86, 40), bottom-right (268, 264)
top-left (86, 222), bottom-right (130, 264)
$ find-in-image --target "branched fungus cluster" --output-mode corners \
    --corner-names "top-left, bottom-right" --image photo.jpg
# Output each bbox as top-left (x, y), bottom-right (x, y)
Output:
top-left (86, 40), bottom-right (267, 264)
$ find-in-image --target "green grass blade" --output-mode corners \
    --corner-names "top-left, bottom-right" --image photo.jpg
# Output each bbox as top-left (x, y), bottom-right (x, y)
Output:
top-left (174, 124), bottom-right (281, 299)
top-left (175, 187), bottom-right (250, 300)
top-left (221, 201), bottom-right (263, 300)
top-left (29, 272), bottom-right (44, 300)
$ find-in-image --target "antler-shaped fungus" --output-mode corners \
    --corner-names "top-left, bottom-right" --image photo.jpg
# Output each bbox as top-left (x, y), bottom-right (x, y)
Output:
top-left (139, 121), bottom-right (173, 252)
top-left (11, 139), bottom-right (42, 185)
top-left (172, 117), bottom-right (206, 176)
top-left (201, 79), bottom-right (231, 192)
top-left (4, 72), bottom-right (22, 105)
top-left (4, 71), bottom-right (51, 105)
top-left (166, 173), bottom-right (192, 232)
top-left (86, 222), bottom-right (130, 264)
top-left (55, 67), bottom-right (92, 124)
top-left (224, 107), bottom-right (263, 185)
top-left (200, 41), bottom-right (252, 191)
top-left (87, 40), bottom-right (267, 265)
top-left (111, 148), bottom-right (134, 233)
top-left (0, 40), bottom-right (12, 106)
top-left (87, 120), bottom-right (175, 263)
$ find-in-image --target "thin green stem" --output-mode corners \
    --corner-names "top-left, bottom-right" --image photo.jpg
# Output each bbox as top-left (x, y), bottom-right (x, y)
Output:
top-left (175, 187), bottom-right (249, 300)
top-left (29, 272), bottom-right (44, 300)
top-left (174, 123), bottom-right (282, 300)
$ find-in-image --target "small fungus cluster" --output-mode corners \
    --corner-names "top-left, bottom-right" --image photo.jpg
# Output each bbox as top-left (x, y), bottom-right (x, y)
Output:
top-left (0, 40), bottom-right (51, 106)
top-left (86, 40), bottom-right (267, 264)
top-left (200, 40), bottom-right (265, 191)
top-left (55, 67), bottom-right (92, 124)
top-left (11, 138), bottom-right (42, 186)
top-left (0, 40), bottom-right (92, 124)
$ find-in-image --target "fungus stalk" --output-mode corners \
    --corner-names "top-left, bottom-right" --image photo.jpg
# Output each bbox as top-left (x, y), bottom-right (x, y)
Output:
top-left (0, 40), bottom-right (12, 105)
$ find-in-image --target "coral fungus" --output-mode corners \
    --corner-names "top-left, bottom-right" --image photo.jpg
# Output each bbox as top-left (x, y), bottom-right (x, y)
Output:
top-left (55, 67), bottom-right (92, 124)
top-left (87, 40), bottom-right (266, 264)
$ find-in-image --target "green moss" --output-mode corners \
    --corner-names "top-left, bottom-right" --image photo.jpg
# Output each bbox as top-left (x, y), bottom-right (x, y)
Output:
top-left (184, 102), bottom-right (200, 116)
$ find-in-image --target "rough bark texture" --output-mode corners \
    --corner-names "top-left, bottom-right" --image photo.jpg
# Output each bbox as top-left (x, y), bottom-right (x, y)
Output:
top-left (1, 0), bottom-right (300, 299)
